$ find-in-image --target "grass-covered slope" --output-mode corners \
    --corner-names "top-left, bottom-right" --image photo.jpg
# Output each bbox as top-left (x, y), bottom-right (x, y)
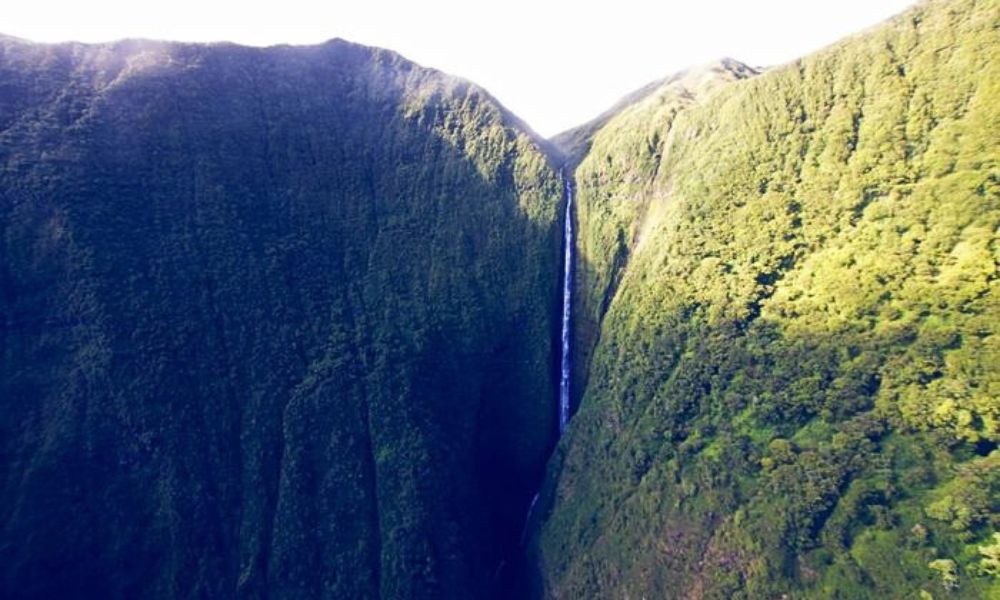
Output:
top-left (0, 37), bottom-right (562, 598)
top-left (532, 0), bottom-right (999, 597)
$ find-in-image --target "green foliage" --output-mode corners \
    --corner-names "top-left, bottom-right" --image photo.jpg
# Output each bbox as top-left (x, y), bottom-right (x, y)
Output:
top-left (532, 1), bottom-right (1000, 598)
top-left (925, 452), bottom-right (1000, 534)
top-left (0, 37), bottom-right (562, 598)
top-left (562, 58), bottom-right (759, 411)
top-left (976, 533), bottom-right (1000, 579)
top-left (929, 559), bottom-right (960, 591)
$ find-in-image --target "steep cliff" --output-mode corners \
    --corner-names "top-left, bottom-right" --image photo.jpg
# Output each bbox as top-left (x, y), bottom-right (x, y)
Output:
top-left (532, 1), bottom-right (999, 597)
top-left (0, 36), bottom-right (562, 599)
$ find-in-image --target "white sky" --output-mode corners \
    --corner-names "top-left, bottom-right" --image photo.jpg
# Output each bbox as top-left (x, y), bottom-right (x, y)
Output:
top-left (5, 0), bottom-right (918, 137)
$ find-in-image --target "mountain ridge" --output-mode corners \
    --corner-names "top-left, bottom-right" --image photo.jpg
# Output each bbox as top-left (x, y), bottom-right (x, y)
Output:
top-left (551, 57), bottom-right (760, 166)
top-left (0, 33), bottom-right (561, 164)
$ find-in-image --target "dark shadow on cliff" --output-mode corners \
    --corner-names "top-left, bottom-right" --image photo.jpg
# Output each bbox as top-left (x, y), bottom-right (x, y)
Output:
top-left (0, 37), bottom-right (564, 599)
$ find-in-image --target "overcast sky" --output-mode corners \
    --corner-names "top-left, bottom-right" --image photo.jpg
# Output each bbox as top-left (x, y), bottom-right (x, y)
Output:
top-left (6, 0), bottom-right (918, 136)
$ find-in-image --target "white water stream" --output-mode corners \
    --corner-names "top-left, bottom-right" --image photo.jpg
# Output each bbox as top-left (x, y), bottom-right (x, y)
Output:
top-left (519, 173), bottom-right (575, 549)
top-left (558, 176), bottom-right (574, 433)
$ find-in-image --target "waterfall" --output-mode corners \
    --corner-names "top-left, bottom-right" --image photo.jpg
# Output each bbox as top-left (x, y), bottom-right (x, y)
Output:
top-left (558, 175), bottom-right (574, 433)
top-left (518, 492), bottom-right (541, 546)
top-left (518, 172), bottom-right (575, 551)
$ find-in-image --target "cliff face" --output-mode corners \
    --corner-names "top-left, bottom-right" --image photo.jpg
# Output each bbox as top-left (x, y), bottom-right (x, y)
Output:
top-left (556, 58), bottom-right (759, 422)
top-left (532, 0), bottom-right (999, 598)
top-left (0, 37), bottom-right (562, 599)
top-left (3, 1), bottom-right (999, 598)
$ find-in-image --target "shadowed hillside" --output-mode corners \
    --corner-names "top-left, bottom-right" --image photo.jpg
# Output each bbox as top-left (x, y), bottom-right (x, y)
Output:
top-left (0, 36), bottom-right (562, 599)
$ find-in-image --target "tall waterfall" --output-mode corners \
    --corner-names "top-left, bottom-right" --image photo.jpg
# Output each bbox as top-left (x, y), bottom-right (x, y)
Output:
top-left (518, 173), bottom-right (575, 552)
top-left (558, 176), bottom-right (574, 433)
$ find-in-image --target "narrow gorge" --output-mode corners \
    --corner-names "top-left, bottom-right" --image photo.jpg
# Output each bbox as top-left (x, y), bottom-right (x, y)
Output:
top-left (1, 0), bottom-right (997, 598)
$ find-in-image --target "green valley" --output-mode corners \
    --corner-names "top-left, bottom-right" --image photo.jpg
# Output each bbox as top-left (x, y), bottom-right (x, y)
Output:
top-left (1, 0), bottom-right (998, 598)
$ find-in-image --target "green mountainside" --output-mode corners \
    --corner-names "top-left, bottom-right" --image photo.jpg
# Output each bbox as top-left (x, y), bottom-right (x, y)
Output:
top-left (0, 37), bottom-right (562, 598)
top-left (2, 0), bottom-right (998, 598)
top-left (551, 58), bottom-right (760, 168)
top-left (559, 58), bottom-right (760, 422)
top-left (530, 0), bottom-right (999, 598)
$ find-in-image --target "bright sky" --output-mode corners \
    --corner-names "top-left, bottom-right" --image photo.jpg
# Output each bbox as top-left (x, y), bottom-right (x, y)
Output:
top-left (6, 0), bottom-right (918, 137)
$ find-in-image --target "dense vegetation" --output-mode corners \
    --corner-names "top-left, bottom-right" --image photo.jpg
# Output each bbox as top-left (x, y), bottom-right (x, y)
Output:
top-left (0, 36), bottom-right (563, 598)
top-left (530, 0), bottom-right (999, 598)
top-left (553, 58), bottom-right (759, 419)
top-left (2, 1), bottom-right (997, 598)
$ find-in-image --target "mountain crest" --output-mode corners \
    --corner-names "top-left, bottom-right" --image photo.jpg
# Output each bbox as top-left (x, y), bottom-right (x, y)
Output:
top-left (552, 57), bottom-right (757, 165)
